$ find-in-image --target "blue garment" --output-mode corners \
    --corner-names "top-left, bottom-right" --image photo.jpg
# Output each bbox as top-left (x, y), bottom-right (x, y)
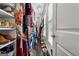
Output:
top-left (28, 32), bottom-right (37, 49)
top-left (31, 32), bottom-right (37, 49)
top-left (28, 36), bottom-right (32, 50)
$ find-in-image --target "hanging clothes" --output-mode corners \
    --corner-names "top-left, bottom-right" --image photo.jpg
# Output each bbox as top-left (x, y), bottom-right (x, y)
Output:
top-left (31, 31), bottom-right (37, 49)
top-left (38, 18), bottom-right (44, 40)
top-left (30, 17), bottom-right (34, 27)
top-left (25, 3), bottom-right (31, 15)
top-left (16, 3), bottom-right (28, 56)
top-left (22, 39), bottom-right (28, 56)
top-left (16, 10), bottom-right (24, 56)
top-left (20, 3), bottom-right (34, 56)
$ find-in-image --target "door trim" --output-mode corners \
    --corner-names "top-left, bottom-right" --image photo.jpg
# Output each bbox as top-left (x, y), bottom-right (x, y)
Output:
top-left (53, 3), bottom-right (57, 56)
top-left (57, 43), bottom-right (74, 56)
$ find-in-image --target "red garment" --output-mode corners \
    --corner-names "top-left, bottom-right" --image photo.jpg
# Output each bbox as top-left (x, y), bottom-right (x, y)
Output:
top-left (20, 3), bottom-right (25, 7)
top-left (30, 3), bottom-right (32, 15)
top-left (23, 40), bottom-right (28, 56)
top-left (16, 38), bottom-right (28, 56)
top-left (30, 18), bottom-right (34, 27)
top-left (16, 38), bottom-right (24, 56)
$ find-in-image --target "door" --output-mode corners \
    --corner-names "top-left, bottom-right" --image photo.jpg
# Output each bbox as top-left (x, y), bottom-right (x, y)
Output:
top-left (53, 3), bottom-right (79, 56)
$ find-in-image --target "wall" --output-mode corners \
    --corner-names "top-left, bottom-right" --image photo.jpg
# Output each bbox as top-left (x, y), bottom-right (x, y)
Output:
top-left (56, 3), bottom-right (79, 56)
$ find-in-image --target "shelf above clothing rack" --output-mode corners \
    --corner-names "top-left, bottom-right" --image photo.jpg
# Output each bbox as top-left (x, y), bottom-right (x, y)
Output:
top-left (0, 40), bottom-right (16, 49)
top-left (0, 27), bottom-right (15, 30)
top-left (0, 9), bottom-right (14, 18)
top-left (0, 3), bottom-right (18, 11)
top-left (8, 3), bottom-right (16, 9)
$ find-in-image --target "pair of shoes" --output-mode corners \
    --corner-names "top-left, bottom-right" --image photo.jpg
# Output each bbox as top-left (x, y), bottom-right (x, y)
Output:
top-left (0, 35), bottom-right (9, 44)
top-left (2, 34), bottom-right (15, 41)
top-left (0, 34), bottom-right (15, 44)
top-left (3, 6), bottom-right (12, 12)
top-left (3, 6), bottom-right (14, 16)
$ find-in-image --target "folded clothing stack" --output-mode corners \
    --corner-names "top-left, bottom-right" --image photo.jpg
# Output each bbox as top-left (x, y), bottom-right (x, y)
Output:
top-left (0, 35), bottom-right (9, 44)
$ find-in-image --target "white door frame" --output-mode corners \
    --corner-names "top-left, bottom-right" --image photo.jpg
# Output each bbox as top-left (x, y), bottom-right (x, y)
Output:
top-left (52, 3), bottom-right (57, 56)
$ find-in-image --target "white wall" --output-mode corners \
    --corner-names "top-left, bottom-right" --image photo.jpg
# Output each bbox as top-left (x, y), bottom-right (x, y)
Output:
top-left (57, 3), bottom-right (79, 29)
top-left (48, 4), bottom-right (53, 46)
top-left (56, 3), bottom-right (79, 56)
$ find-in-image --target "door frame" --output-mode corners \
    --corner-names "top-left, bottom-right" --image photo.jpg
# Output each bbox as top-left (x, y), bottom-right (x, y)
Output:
top-left (52, 3), bottom-right (57, 56)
